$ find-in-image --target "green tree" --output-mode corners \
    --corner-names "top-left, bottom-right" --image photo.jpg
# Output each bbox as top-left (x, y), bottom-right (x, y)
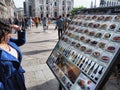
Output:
top-left (70, 6), bottom-right (86, 16)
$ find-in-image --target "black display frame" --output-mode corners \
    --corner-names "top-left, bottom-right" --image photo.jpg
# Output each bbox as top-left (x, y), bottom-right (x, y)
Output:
top-left (95, 49), bottom-right (120, 90)
top-left (46, 8), bottom-right (120, 90)
top-left (46, 41), bottom-right (70, 90)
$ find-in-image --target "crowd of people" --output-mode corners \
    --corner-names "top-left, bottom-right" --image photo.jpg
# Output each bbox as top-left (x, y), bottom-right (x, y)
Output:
top-left (8, 14), bottom-right (72, 39)
top-left (8, 17), bottom-right (51, 32)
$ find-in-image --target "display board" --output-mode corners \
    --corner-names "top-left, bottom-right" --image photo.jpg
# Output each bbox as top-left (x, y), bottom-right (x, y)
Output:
top-left (46, 15), bottom-right (120, 90)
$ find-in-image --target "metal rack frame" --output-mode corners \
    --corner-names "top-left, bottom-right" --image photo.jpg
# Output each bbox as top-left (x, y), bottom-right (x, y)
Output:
top-left (47, 7), bottom-right (120, 90)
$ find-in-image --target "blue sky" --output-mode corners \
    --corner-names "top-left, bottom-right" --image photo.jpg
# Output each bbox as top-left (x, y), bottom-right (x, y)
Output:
top-left (13, 0), bottom-right (100, 8)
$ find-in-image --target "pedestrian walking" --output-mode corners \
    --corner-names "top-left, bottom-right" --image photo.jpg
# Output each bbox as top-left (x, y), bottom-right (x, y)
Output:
top-left (41, 17), bottom-right (48, 32)
top-left (55, 15), bottom-right (64, 40)
top-left (21, 18), bottom-right (26, 29)
top-left (47, 19), bottom-right (51, 29)
top-left (63, 14), bottom-right (71, 33)
top-left (34, 17), bottom-right (39, 28)
top-left (0, 19), bottom-right (26, 90)
top-left (27, 17), bottom-right (34, 30)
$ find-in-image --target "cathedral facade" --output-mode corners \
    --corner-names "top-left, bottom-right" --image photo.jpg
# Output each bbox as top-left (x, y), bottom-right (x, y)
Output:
top-left (25, 0), bottom-right (74, 18)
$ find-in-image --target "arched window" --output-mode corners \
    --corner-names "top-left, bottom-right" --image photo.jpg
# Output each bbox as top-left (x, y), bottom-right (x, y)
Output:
top-left (54, 2), bottom-right (57, 6)
top-left (40, 6), bottom-right (42, 11)
top-left (46, 0), bottom-right (49, 4)
top-left (63, 1), bottom-right (65, 5)
top-left (46, 7), bottom-right (48, 11)
top-left (46, 14), bottom-right (49, 18)
top-left (68, 7), bottom-right (69, 11)
top-left (54, 12), bottom-right (57, 17)
top-left (41, 14), bottom-right (43, 18)
top-left (63, 7), bottom-right (64, 11)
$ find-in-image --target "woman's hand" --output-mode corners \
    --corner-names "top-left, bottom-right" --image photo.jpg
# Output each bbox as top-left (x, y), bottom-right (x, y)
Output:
top-left (10, 25), bottom-right (22, 31)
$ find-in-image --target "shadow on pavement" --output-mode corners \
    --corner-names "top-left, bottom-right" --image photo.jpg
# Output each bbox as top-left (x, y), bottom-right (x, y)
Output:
top-left (26, 78), bottom-right (120, 90)
top-left (31, 31), bottom-right (50, 33)
top-left (23, 49), bottom-right (53, 55)
top-left (105, 79), bottom-right (120, 90)
top-left (28, 39), bottom-right (58, 43)
top-left (27, 79), bottom-right (59, 90)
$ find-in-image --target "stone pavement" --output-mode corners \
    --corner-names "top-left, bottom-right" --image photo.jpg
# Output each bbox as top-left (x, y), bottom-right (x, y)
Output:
top-left (20, 25), bottom-right (59, 90)
top-left (13, 24), bottom-right (120, 90)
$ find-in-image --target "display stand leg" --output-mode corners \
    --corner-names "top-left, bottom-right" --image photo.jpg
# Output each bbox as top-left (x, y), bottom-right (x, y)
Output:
top-left (102, 86), bottom-right (106, 90)
top-left (59, 83), bottom-right (62, 90)
top-left (109, 66), bottom-right (119, 85)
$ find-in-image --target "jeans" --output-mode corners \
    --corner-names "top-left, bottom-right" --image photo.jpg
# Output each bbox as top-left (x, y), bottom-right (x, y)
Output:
top-left (58, 29), bottom-right (63, 40)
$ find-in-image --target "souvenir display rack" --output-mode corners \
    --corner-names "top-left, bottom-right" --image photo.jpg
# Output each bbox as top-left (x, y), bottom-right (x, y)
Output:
top-left (46, 14), bottom-right (120, 90)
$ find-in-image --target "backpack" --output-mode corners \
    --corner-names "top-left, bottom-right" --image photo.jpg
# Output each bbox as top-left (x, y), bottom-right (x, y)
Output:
top-left (63, 17), bottom-right (69, 31)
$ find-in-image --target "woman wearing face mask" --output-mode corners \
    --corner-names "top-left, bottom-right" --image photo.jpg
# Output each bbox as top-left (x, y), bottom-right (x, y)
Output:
top-left (0, 19), bottom-right (26, 90)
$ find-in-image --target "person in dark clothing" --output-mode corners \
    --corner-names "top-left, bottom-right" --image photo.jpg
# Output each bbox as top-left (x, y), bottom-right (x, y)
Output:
top-left (63, 14), bottom-right (71, 33)
top-left (41, 17), bottom-right (48, 32)
top-left (55, 16), bottom-right (64, 40)
top-left (0, 19), bottom-right (26, 90)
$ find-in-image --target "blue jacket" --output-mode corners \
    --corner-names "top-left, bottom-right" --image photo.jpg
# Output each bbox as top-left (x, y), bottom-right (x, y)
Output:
top-left (56, 18), bottom-right (64, 29)
top-left (0, 30), bottom-right (26, 90)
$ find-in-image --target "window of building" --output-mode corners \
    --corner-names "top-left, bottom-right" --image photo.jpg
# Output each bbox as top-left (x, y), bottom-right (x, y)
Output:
top-left (46, 14), bottom-right (49, 17)
top-left (41, 14), bottom-right (43, 18)
top-left (68, 7), bottom-right (69, 11)
top-left (63, 7), bottom-right (64, 11)
top-left (54, 12), bottom-right (57, 17)
top-left (63, 1), bottom-right (65, 5)
top-left (46, 7), bottom-right (49, 10)
top-left (46, 0), bottom-right (49, 4)
top-left (40, 7), bottom-right (42, 11)
top-left (62, 14), bottom-right (64, 17)
top-left (54, 2), bottom-right (57, 6)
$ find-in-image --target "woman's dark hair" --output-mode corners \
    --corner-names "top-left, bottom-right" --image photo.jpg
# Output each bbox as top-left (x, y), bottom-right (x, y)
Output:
top-left (0, 19), bottom-right (12, 43)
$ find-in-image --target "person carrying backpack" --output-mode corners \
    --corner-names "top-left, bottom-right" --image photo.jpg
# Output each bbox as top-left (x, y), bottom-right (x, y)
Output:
top-left (55, 16), bottom-right (64, 40)
top-left (63, 14), bottom-right (71, 33)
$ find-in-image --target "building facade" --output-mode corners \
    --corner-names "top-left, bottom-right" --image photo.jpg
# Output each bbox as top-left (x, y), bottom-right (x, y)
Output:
top-left (16, 8), bottom-right (24, 18)
top-left (0, 0), bottom-right (16, 18)
top-left (100, 0), bottom-right (120, 7)
top-left (24, 0), bottom-right (74, 18)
